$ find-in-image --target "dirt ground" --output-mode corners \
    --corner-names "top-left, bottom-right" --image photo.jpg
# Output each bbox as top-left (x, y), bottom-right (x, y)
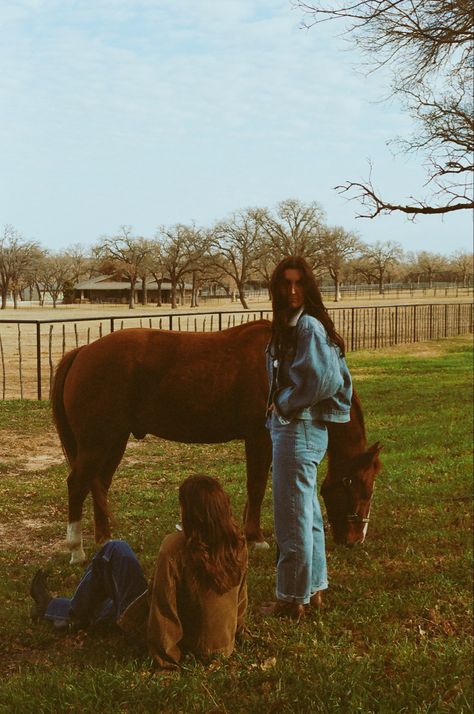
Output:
top-left (0, 424), bottom-right (151, 555)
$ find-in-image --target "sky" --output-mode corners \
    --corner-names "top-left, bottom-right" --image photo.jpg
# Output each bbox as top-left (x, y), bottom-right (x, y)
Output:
top-left (1, 0), bottom-right (472, 255)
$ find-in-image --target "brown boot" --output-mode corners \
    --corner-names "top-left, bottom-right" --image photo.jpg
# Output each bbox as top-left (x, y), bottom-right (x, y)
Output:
top-left (259, 600), bottom-right (305, 621)
top-left (309, 591), bottom-right (323, 609)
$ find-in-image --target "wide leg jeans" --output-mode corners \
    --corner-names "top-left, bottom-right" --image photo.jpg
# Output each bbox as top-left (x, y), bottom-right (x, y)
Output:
top-left (44, 540), bottom-right (147, 627)
top-left (270, 414), bottom-right (328, 605)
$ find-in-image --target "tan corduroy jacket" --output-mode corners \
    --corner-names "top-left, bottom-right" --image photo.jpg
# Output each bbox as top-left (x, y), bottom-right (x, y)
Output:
top-left (118, 532), bottom-right (248, 669)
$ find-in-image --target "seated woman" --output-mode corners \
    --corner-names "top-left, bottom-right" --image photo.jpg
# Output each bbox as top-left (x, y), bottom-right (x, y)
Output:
top-left (30, 474), bottom-right (248, 669)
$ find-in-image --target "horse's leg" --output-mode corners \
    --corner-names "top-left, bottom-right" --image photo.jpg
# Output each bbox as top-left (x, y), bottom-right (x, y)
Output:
top-left (67, 435), bottom-right (129, 564)
top-left (67, 464), bottom-right (90, 565)
top-left (244, 429), bottom-right (272, 549)
top-left (90, 468), bottom-right (119, 545)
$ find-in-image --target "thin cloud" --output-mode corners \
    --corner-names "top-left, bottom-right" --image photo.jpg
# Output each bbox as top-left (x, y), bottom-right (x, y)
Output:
top-left (0, 0), bottom-right (470, 252)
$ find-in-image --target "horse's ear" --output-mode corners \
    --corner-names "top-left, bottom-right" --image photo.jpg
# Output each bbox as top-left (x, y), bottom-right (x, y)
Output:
top-left (368, 441), bottom-right (383, 456)
top-left (357, 442), bottom-right (383, 473)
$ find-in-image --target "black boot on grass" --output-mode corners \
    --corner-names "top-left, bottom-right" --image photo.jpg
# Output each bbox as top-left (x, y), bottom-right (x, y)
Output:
top-left (30, 569), bottom-right (52, 622)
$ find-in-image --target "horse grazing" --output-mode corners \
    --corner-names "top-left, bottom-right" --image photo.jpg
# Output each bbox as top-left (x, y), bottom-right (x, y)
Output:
top-left (51, 319), bottom-right (382, 564)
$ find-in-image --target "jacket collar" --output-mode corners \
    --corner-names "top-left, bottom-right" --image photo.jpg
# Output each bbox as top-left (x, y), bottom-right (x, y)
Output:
top-left (287, 306), bottom-right (304, 327)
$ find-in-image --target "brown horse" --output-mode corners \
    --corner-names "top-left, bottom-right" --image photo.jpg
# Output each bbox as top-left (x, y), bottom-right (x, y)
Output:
top-left (51, 319), bottom-right (382, 563)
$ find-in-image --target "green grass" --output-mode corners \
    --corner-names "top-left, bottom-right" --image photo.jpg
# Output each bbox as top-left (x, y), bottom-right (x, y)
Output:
top-left (0, 336), bottom-right (472, 713)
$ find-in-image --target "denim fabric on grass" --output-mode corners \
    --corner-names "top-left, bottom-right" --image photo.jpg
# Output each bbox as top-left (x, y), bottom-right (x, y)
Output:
top-left (45, 540), bottom-right (147, 627)
top-left (270, 414), bottom-right (328, 604)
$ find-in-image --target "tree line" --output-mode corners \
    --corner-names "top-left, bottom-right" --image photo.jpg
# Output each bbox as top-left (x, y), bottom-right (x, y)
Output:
top-left (1, 199), bottom-right (472, 310)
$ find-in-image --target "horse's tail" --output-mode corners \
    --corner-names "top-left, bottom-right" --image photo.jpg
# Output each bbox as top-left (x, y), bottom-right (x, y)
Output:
top-left (51, 347), bottom-right (82, 466)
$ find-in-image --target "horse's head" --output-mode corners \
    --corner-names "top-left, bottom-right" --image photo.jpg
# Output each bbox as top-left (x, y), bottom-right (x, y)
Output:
top-left (321, 441), bottom-right (383, 546)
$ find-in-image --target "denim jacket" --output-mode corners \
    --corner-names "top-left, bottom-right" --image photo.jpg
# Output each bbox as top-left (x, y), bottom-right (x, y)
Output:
top-left (266, 313), bottom-right (352, 424)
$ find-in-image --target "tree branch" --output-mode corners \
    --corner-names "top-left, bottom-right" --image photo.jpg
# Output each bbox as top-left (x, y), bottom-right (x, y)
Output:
top-left (337, 180), bottom-right (474, 217)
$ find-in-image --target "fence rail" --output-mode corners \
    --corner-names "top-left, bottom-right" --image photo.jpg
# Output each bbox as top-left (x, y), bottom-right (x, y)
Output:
top-left (0, 302), bottom-right (472, 400)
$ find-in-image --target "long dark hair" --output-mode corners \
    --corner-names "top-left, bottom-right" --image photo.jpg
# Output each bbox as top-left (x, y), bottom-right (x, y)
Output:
top-left (269, 255), bottom-right (345, 356)
top-left (179, 474), bottom-right (246, 595)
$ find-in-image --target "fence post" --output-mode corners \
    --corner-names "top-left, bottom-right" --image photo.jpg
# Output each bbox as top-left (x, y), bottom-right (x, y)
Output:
top-left (429, 304), bottom-right (433, 340)
top-left (374, 307), bottom-right (378, 349)
top-left (169, 314), bottom-right (173, 331)
top-left (413, 305), bottom-right (417, 342)
top-left (351, 308), bottom-right (355, 351)
top-left (110, 318), bottom-right (115, 333)
top-left (36, 322), bottom-right (42, 400)
top-left (218, 312), bottom-right (222, 331)
top-left (394, 306), bottom-right (398, 345)
top-left (445, 304), bottom-right (448, 337)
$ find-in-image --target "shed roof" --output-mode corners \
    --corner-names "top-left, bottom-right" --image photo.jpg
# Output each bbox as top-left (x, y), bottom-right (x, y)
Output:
top-left (74, 275), bottom-right (189, 290)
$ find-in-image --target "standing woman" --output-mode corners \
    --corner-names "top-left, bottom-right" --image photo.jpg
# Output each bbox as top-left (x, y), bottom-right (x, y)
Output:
top-left (261, 256), bottom-right (352, 620)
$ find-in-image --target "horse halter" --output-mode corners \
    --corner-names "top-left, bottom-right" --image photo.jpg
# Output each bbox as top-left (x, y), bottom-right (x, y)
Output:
top-left (342, 477), bottom-right (370, 524)
top-left (323, 477), bottom-right (370, 525)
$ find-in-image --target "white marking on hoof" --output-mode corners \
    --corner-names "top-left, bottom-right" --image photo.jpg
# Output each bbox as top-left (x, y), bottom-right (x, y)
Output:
top-left (67, 521), bottom-right (85, 564)
top-left (251, 540), bottom-right (270, 551)
top-left (67, 520), bottom-right (82, 547)
top-left (69, 547), bottom-right (86, 565)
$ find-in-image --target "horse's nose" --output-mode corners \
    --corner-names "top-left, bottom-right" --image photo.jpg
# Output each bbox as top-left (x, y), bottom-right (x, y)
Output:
top-left (345, 534), bottom-right (365, 548)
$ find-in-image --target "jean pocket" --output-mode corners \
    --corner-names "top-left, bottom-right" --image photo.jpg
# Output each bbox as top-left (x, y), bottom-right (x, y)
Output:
top-left (303, 421), bottom-right (328, 461)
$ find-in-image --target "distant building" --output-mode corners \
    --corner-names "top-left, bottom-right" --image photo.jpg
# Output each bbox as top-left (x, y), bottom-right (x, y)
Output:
top-left (73, 275), bottom-right (191, 304)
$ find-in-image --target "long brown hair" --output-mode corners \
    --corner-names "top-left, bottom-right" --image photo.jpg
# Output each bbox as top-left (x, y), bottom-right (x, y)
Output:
top-left (179, 474), bottom-right (246, 595)
top-left (269, 255), bottom-right (345, 357)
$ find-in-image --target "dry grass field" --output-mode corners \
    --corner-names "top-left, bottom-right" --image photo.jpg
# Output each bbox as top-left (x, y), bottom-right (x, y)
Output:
top-left (0, 293), bottom-right (472, 400)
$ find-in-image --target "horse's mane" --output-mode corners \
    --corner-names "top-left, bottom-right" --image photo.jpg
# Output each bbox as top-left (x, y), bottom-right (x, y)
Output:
top-left (326, 388), bottom-right (367, 464)
top-left (168, 318), bottom-right (271, 337)
top-left (351, 389), bottom-right (366, 441)
top-left (228, 318), bottom-right (271, 332)
top-left (213, 318), bottom-right (271, 338)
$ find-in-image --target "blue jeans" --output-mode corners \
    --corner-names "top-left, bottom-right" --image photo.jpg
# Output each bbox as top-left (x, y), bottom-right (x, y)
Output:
top-left (45, 540), bottom-right (147, 627)
top-left (269, 415), bottom-right (328, 604)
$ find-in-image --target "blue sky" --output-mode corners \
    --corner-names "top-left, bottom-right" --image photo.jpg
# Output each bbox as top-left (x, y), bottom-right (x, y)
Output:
top-left (1, 0), bottom-right (471, 254)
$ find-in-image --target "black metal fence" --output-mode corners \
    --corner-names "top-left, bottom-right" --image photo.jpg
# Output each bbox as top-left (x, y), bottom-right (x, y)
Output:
top-left (0, 302), bottom-right (472, 400)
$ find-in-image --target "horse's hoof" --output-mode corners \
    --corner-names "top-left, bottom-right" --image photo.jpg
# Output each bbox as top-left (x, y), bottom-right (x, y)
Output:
top-left (69, 548), bottom-right (86, 565)
top-left (250, 540), bottom-right (270, 551)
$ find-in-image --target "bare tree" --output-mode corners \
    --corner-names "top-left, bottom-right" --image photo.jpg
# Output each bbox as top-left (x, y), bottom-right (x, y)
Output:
top-left (64, 244), bottom-right (94, 285)
top-left (158, 224), bottom-right (205, 309)
top-left (252, 199), bottom-right (326, 268)
top-left (319, 226), bottom-right (361, 301)
top-left (0, 226), bottom-right (42, 309)
top-left (209, 210), bottom-right (265, 310)
top-left (35, 252), bottom-right (78, 308)
top-left (95, 227), bottom-right (152, 309)
top-left (298, 0), bottom-right (474, 216)
top-left (145, 241), bottom-right (165, 307)
top-left (253, 250), bottom-right (277, 299)
top-left (415, 250), bottom-right (449, 288)
top-left (356, 241), bottom-right (404, 293)
top-left (399, 252), bottom-right (424, 286)
top-left (11, 249), bottom-right (44, 308)
top-left (188, 248), bottom-right (224, 308)
top-left (449, 249), bottom-right (473, 287)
